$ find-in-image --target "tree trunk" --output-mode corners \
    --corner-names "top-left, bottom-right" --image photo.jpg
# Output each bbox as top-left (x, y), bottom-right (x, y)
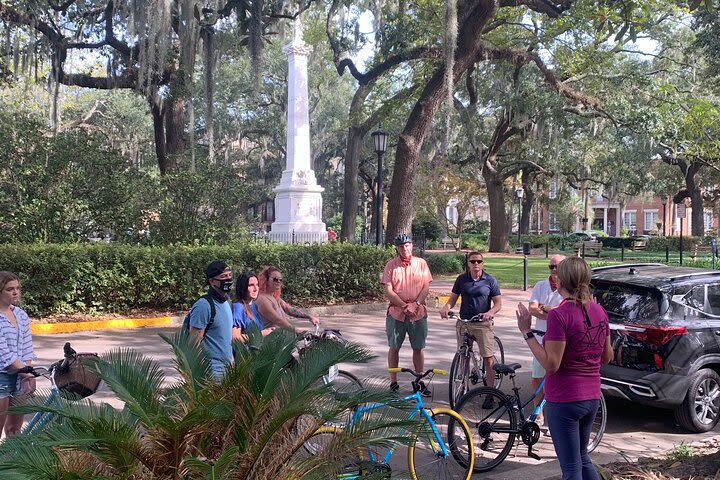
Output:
top-left (340, 127), bottom-right (364, 241)
top-left (164, 94), bottom-right (185, 172)
top-left (150, 99), bottom-right (169, 175)
top-left (521, 172), bottom-right (535, 234)
top-left (340, 82), bottom-right (375, 241)
top-left (386, 0), bottom-right (497, 243)
top-left (484, 164), bottom-right (509, 252)
top-left (685, 162), bottom-right (704, 236)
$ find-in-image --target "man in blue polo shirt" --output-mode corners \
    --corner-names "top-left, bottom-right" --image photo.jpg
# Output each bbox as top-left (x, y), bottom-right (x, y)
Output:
top-left (440, 251), bottom-right (503, 404)
top-left (187, 260), bottom-right (234, 378)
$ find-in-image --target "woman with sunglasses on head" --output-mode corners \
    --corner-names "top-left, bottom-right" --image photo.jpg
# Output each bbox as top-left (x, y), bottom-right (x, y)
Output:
top-left (232, 271), bottom-right (275, 341)
top-left (0, 271), bottom-right (36, 437)
top-left (255, 266), bottom-right (320, 334)
top-left (516, 257), bottom-right (613, 480)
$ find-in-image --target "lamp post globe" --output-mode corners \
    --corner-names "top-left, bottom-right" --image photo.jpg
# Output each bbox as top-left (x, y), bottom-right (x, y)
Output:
top-left (371, 126), bottom-right (388, 245)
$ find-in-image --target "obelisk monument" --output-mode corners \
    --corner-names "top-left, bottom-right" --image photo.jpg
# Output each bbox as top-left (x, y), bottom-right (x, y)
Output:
top-left (270, 16), bottom-right (326, 243)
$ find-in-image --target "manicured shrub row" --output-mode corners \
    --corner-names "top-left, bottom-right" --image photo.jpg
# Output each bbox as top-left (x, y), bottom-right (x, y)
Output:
top-left (425, 253), bottom-right (466, 275)
top-left (1, 243), bottom-right (394, 316)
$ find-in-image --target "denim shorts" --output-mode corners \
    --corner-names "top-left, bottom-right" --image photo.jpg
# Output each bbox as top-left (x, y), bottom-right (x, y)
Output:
top-left (0, 372), bottom-right (20, 399)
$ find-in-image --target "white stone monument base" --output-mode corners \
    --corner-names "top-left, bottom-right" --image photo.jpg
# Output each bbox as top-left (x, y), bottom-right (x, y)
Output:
top-left (270, 184), bottom-right (327, 244)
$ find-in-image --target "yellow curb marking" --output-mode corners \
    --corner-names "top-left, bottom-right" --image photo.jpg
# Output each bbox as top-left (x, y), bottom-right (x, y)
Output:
top-left (31, 316), bottom-right (173, 334)
top-left (435, 295), bottom-right (461, 307)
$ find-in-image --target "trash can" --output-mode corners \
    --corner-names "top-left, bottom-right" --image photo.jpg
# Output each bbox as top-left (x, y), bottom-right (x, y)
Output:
top-left (522, 242), bottom-right (532, 255)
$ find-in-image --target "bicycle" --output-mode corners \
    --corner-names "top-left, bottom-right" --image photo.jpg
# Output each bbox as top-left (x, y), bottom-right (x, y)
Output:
top-left (15, 342), bottom-right (102, 434)
top-left (453, 361), bottom-right (606, 472)
top-left (305, 367), bottom-right (475, 479)
top-left (295, 326), bottom-right (364, 394)
top-left (447, 311), bottom-right (504, 409)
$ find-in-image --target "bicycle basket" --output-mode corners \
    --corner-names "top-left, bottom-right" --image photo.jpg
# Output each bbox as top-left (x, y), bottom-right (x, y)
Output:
top-left (55, 353), bottom-right (101, 399)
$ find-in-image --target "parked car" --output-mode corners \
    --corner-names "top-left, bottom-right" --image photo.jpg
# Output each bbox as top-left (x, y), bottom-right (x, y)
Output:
top-left (592, 264), bottom-right (720, 432)
top-left (568, 231), bottom-right (602, 243)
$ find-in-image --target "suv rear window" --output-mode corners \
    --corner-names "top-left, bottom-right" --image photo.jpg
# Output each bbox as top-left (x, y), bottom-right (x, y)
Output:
top-left (592, 283), bottom-right (662, 321)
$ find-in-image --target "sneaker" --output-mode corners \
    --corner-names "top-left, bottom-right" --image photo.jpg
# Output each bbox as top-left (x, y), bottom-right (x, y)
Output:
top-left (482, 395), bottom-right (495, 409)
top-left (390, 381), bottom-right (400, 392)
top-left (418, 381), bottom-right (432, 398)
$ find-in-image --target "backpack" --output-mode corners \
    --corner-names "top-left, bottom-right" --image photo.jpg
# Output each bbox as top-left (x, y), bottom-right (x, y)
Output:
top-left (182, 293), bottom-right (216, 337)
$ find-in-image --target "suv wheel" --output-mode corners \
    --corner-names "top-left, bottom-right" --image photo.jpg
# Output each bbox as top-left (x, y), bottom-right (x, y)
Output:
top-left (673, 368), bottom-right (720, 433)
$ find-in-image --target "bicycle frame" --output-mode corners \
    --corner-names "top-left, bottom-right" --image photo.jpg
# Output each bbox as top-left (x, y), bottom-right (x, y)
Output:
top-left (21, 368), bottom-right (61, 434)
top-left (354, 390), bottom-right (449, 465)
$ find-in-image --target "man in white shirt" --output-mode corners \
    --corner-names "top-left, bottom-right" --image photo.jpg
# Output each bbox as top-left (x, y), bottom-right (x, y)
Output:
top-left (528, 254), bottom-right (566, 426)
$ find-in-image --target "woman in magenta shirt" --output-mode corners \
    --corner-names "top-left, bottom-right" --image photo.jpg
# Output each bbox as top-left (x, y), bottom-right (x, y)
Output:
top-left (516, 257), bottom-right (613, 480)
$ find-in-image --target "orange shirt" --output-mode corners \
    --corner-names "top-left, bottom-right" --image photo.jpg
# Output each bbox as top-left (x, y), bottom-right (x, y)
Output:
top-left (381, 256), bottom-right (433, 321)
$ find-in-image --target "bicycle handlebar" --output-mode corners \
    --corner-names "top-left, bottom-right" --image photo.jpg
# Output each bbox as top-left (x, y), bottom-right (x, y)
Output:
top-left (387, 367), bottom-right (446, 379)
top-left (11, 342), bottom-right (77, 378)
top-left (447, 311), bottom-right (491, 322)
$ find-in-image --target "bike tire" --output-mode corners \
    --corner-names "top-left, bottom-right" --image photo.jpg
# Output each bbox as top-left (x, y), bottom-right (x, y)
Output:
top-left (331, 370), bottom-right (364, 395)
top-left (587, 392), bottom-right (607, 453)
top-left (408, 408), bottom-right (474, 480)
top-left (449, 350), bottom-right (471, 409)
top-left (453, 387), bottom-right (517, 473)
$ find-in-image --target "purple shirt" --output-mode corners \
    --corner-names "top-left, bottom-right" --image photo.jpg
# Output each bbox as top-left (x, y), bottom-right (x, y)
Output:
top-left (544, 301), bottom-right (609, 403)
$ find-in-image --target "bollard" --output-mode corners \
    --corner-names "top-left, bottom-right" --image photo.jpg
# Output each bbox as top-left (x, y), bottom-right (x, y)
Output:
top-left (545, 242), bottom-right (549, 258)
top-left (523, 254), bottom-right (528, 291)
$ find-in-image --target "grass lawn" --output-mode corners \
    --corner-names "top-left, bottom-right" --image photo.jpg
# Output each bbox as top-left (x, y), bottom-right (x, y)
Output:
top-left (432, 251), bottom-right (718, 290)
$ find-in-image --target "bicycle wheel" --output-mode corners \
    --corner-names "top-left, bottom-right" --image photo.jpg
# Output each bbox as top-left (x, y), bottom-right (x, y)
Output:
top-left (303, 426), bottom-right (342, 456)
top-left (331, 370), bottom-right (363, 395)
top-left (453, 387), bottom-right (517, 473)
top-left (408, 408), bottom-right (474, 480)
top-left (448, 350), bottom-right (472, 409)
top-left (587, 392), bottom-right (607, 453)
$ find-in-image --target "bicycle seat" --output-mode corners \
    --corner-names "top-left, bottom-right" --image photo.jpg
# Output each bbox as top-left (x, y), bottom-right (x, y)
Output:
top-left (493, 363), bottom-right (522, 375)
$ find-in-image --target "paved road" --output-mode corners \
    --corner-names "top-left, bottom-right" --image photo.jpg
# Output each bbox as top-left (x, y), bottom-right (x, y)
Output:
top-left (30, 286), bottom-right (719, 479)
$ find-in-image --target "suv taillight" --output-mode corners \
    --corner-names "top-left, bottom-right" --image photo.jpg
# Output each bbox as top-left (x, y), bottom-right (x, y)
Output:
top-left (626, 325), bottom-right (688, 345)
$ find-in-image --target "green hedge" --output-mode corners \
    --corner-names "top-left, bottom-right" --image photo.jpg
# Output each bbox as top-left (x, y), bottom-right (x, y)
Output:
top-left (425, 253), bottom-right (466, 275)
top-left (1, 243), bottom-right (394, 316)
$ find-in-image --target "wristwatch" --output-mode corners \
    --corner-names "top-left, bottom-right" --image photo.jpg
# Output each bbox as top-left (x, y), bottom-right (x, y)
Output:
top-left (523, 331), bottom-right (535, 341)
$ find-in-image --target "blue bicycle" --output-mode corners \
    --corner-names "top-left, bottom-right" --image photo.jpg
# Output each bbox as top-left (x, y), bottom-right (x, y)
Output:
top-left (306, 367), bottom-right (475, 479)
top-left (16, 343), bottom-right (101, 434)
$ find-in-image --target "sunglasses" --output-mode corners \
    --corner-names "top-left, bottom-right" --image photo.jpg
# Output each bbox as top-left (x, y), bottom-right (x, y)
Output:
top-left (271, 277), bottom-right (283, 284)
top-left (549, 265), bottom-right (558, 270)
top-left (468, 259), bottom-right (484, 264)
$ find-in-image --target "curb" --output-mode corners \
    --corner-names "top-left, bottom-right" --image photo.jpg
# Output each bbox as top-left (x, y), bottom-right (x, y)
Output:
top-left (30, 316), bottom-right (173, 335)
top-left (30, 303), bottom-right (390, 334)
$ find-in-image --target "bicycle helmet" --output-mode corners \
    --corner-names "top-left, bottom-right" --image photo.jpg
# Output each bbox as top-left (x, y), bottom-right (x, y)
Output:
top-left (394, 233), bottom-right (413, 245)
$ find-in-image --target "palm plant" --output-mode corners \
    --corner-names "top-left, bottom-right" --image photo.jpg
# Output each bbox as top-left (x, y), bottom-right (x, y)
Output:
top-left (0, 329), bottom-right (412, 480)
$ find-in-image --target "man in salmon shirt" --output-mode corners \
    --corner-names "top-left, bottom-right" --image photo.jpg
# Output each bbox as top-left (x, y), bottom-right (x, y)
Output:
top-left (381, 233), bottom-right (433, 396)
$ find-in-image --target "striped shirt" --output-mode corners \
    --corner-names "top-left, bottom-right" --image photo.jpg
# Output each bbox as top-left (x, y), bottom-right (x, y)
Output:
top-left (0, 306), bottom-right (36, 371)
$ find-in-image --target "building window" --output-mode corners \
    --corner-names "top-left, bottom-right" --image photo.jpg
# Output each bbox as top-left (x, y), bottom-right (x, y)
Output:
top-left (643, 210), bottom-right (659, 235)
top-left (263, 200), bottom-right (275, 222)
top-left (705, 210), bottom-right (714, 234)
top-left (548, 212), bottom-right (560, 232)
top-left (623, 211), bottom-right (637, 236)
top-left (548, 181), bottom-right (558, 200)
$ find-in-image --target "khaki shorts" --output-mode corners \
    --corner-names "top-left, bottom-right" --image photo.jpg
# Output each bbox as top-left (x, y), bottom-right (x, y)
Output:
top-left (456, 320), bottom-right (494, 358)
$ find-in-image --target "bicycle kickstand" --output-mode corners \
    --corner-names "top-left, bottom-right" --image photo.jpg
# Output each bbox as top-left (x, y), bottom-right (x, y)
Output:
top-left (527, 444), bottom-right (541, 461)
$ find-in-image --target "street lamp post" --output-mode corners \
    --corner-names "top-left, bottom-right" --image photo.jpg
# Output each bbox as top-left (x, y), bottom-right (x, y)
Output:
top-left (516, 186), bottom-right (524, 252)
top-left (661, 196), bottom-right (667, 236)
top-left (371, 126), bottom-right (388, 246)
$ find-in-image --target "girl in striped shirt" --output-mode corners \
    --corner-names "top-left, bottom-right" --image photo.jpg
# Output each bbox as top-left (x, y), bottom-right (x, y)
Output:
top-left (0, 271), bottom-right (36, 436)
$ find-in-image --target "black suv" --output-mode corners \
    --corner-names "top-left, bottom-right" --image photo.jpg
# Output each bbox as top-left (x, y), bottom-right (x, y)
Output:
top-left (592, 264), bottom-right (720, 433)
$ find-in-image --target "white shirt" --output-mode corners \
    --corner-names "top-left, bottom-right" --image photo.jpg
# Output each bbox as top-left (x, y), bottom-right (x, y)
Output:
top-left (529, 279), bottom-right (563, 333)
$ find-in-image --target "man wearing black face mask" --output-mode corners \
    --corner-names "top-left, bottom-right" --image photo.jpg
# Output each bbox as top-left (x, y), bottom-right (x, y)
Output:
top-left (187, 260), bottom-right (234, 378)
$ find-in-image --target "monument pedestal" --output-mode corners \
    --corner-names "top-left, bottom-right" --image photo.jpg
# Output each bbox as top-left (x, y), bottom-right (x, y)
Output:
top-left (270, 170), bottom-right (326, 243)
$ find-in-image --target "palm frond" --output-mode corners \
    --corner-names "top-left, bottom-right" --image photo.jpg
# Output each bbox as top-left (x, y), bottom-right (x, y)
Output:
top-left (88, 348), bottom-right (167, 424)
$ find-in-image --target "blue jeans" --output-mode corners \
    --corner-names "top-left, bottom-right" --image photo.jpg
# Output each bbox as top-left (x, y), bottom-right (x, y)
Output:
top-left (545, 399), bottom-right (600, 480)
